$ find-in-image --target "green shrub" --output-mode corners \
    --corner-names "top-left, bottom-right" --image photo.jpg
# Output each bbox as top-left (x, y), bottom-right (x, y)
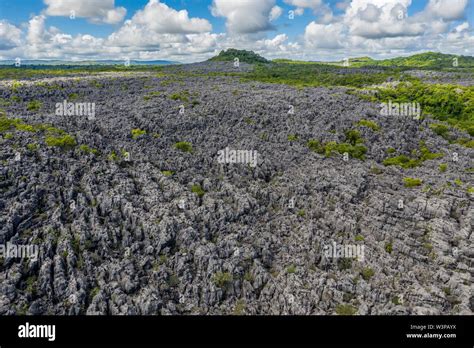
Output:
top-left (385, 242), bottom-right (393, 254)
top-left (360, 267), bottom-right (375, 281)
top-left (370, 166), bottom-right (383, 174)
top-left (307, 139), bottom-right (324, 153)
top-left (335, 304), bottom-right (358, 315)
top-left (344, 129), bottom-right (364, 145)
top-left (418, 142), bottom-right (444, 161)
top-left (26, 143), bottom-right (38, 151)
top-left (429, 123), bottom-right (450, 138)
top-left (169, 92), bottom-right (189, 102)
top-left (168, 274), bottom-right (180, 287)
top-left (161, 170), bottom-right (173, 177)
top-left (287, 134), bottom-right (298, 141)
top-left (308, 138), bottom-right (367, 160)
top-left (392, 296), bottom-right (402, 305)
top-left (45, 134), bottom-right (76, 148)
top-left (439, 163), bottom-right (447, 172)
top-left (286, 264), bottom-right (297, 274)
top-left (244, 117), bottom-right (255, 125)
top-left (213, 272), bottom-right (233, 287)
top-left (90, 287), bottom-right (100, 300)
top-left (297, 209), bottom-right (305, 217)
top-left (338, 258), bottom-right (352, 271)
top-left (357, 119), bottom-right (380, 131)
top-left (233, 299), bottom-right (246, 315)
top-left (174, 141), bottom-right (193, 153)
top-left (383, 142), bottom-right (443, 169)
top-left (16, 124), bottom-right (36, 132)
top-left (0, 117), bottom-right (22, 132)
top-left (456, 138), bottom-right (474, 148)
top-left (27, 100), bottom-right (42, 111)
top-left (35, 124), bottom-right (65, 135)
top-left (144, 91), bottom-right (161, 101)
top-left (11, 81), bottom-right (23, 92)
top-left (383, 155), bottom-right (417, 168)
top-left (403, 177), bottom-right (423, 188)
top-left (454, 179), bottom-right (463, 186)
top-left (108, 151), bottom-right (119, 161)
top-left (79, 144), bottom-right (98, 155)
top-left (25, 276), bottom-right (37, 295)
top-left (4, 132), bottom-right (13, 139)
top-left (131, 128), bottom-right (146, 139)
top-left (191, 184), bottom-right (205, 197)
top-left (243, 272), bottom-right (254, 282)
top-left (324, 141), bottom-right (367, 160)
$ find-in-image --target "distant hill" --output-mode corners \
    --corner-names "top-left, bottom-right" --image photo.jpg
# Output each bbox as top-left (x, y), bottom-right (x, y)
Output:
top-left (275, 52), bottom-right (474, 69)
top-left (208, 49), bottom-right (269, 64)
top-left (0, 59), bottom-right (178, 66)
top-left (345, 52), bottom-right (474, 69)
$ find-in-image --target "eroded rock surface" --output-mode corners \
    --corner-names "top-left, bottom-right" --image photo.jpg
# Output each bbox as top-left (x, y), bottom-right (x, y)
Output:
top-left (0, 63), bottom-right (472, 315)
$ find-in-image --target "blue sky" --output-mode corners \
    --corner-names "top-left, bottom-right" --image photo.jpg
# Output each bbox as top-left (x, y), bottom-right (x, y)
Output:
top-left (0, 0), bottom-right (472, 62)
top-left (0, 0), bottom-right (434, 38)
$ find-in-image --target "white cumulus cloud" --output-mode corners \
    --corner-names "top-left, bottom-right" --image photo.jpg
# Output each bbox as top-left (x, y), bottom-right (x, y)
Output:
top-left (211, 0), bottom-right (277, 34)
top-left (424, 0), bottom-right (468, 21)
top-left (43, 0), bottom-right (126, 24)
top-left (305, 22), bottom-right (345, 48)
top-left (0, 20), bottom-right (22, 50)
top-left (269, 6), bottom-right (283, 21)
